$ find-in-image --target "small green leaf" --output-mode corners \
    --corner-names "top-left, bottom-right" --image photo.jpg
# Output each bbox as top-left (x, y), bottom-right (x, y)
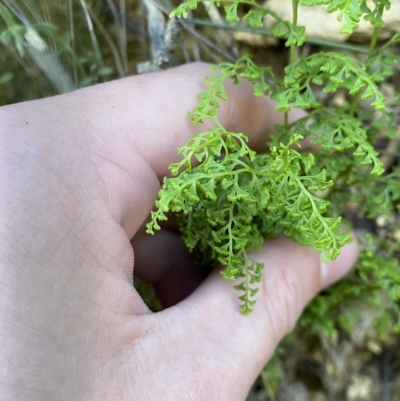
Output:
top-left (244, 9), bottom-right (267, 28)
top-left (224, 3), bottom-right (239, 22)
top-left (0, 72), bottom-right (13, 84)
top-left (270, 21), bottom-right (289, 38)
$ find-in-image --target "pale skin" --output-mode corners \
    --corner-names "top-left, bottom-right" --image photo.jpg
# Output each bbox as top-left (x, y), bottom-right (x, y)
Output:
top-left (0, 63), bottom-right (358, 401)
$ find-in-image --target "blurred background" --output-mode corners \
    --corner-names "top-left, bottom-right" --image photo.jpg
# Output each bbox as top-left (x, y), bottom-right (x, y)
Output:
top-left (0, 0), bottom-right (246, 105)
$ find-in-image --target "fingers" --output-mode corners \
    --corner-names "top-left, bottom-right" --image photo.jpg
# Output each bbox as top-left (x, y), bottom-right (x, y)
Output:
top-left (163, 237), bottom-right (359, 395)
top-left (55, 63), bottom-right (305, 234)
top-left (85, 62), bottom-right (304, 173)
top-left (132, 229), bottom-right (207, 308)
top-left (71, 62), bottom-right (301, 179)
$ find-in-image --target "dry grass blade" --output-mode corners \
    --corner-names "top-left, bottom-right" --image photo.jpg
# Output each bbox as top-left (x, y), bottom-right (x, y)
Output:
top-left (77, 0), bottom-right (102, 64)
top-left (21, 0), bottom-right (43, 23)
top-left (142, 0), bottom-right (169, 68)
top-left (24, 26), bottom-right (75, 92)
top-left (118, 0), bottom-right (128, 74)
top-left (67, 0), bottom-right (78, 85)
top-left (88, 7), bottom-right (124, 77)
top-left (2, 0), bottom-right (29, 24)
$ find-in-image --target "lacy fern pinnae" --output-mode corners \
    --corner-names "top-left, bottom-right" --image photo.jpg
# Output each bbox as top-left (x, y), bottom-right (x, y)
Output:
top-left (147, 0), bottom-right (400, 314)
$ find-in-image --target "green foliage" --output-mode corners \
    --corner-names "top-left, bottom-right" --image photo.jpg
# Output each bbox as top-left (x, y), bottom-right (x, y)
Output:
top-left (0, 72), bottom-right (13, 85)
top-left (260, 348), bottom-right (284, 396)
top-left (274, 52), bottom-right (386, 111)
top-left (147, 127), bottom-right (350, 312)
top-left (171, 0), bottom-right (278, 29)
top-left (188, 55), bottom-right (277, 124)
top-left (361, 0), bottom-right (391, 28)
top-left (301, 235), bottom-right (400, 339)
top-left (134, 278), bottom-right (162, 312)
top-left (365, 31), bottom-right (400, 80)
top-left (149, 0), bottom-right (400, 316)
top-left (269, 20), bottom-right (307, 47)
top-left (327, 0), bottom-right (363, 34)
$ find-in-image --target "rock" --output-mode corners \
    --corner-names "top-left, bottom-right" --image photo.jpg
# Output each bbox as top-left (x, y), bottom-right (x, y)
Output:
top-left (263, 0), bottom-right (400, 42)
top-left (283, 381), bottom-right (309, 401)
top-left (346, 375), bottom-right (374, 401)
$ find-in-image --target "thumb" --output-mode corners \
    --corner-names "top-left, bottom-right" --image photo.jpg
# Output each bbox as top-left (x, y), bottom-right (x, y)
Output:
top-left (173, 236), bottom-right (359, 399)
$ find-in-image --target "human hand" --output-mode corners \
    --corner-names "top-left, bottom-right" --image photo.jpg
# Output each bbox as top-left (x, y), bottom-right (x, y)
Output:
top-left (0, 63), bottom-right (358, 401)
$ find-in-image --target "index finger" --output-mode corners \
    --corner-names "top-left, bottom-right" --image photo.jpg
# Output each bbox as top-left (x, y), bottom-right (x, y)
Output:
top-left (65, 62), bottom-right (304, 179)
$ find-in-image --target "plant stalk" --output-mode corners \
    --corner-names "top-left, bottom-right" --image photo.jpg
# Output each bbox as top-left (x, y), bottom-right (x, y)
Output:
top-left (350, 4), bottom-right (385, 116)
top-left (369, 4), bottom-right (386, 57)
top-left (290, 0), bottom-right (299, 65)
top-left (285, 0), bottom-right (300, 124)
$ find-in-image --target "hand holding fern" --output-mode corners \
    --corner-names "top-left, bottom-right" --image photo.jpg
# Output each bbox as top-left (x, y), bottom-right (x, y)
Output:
top-left (0, 63), bottom-right (358, 401)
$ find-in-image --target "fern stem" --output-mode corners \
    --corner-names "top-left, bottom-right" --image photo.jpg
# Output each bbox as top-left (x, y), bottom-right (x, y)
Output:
top-left (351, 3), bottom-right (385, 115)
top-left (285, 0), bottom-right (300, 128)
top-left (369, 3), bottom-right (385, 57)
top-left (289, 0), bottom-right (299, 65)
top-left (283, 112), bottom-right (288, 126)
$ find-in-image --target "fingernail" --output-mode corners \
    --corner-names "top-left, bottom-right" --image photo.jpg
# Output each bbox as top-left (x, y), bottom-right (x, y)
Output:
top-left (321, 239), bottom-right (359, 288)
